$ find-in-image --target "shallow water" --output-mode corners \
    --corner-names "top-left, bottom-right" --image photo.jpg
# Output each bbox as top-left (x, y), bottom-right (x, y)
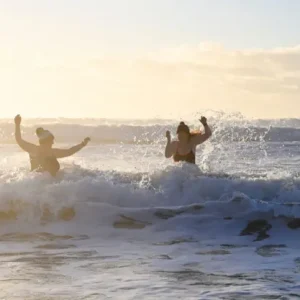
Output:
top-left (1, 121), bottom-right (300, 299)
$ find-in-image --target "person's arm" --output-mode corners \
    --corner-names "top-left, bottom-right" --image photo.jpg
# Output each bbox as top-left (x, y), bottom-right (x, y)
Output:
top-left (14, 115), bottom-right (37, 153)
top-left (52, 137), bottom-right (90, 158)
top-left (191, 116), bottom-right (212, 145)
top-left (165, 131), bottom-right (176, 158)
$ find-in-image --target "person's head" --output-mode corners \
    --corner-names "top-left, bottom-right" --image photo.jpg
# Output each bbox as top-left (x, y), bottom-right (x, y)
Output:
top-left (176, 121), bottom-right (191, 142)
top-left (36, 127), bottom-right (54, 147)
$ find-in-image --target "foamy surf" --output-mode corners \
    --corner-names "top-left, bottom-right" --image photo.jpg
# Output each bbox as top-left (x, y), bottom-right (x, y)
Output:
top-left (1, 165), bottom-right (300, 245)
top-left (1, 118), bottom-right (300, 299)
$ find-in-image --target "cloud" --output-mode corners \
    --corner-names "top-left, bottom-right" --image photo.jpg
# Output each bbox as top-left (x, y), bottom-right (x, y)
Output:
top-left (2, 43), bottom-right (300, 118)
top-left (143, 44), bottom-right (300, 92)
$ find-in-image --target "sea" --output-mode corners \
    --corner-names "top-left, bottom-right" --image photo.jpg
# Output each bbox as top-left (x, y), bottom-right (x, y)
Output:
top-left (0, 113), bottom-right (300, 300)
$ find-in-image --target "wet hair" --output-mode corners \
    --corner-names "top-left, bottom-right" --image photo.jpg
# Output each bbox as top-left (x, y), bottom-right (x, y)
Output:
top-left (176, 122), bottom-right (201, 139)
top-left (176, 122), bottom-right (190, 135)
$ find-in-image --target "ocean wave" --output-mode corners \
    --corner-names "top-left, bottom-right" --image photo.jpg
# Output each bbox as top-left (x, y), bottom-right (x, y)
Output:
top-left (3, 121), bottom-right (300, 144)
top-left (5, 111), bottom-right (300, 144)
top-left (1, 165), bottom-right (300, 229)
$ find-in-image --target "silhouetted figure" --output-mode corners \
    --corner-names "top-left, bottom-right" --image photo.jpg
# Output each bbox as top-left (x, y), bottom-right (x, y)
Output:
top-left (165, 116), bottom-right (212, 164)
top-left (14, 115), bottom-right (90, 176)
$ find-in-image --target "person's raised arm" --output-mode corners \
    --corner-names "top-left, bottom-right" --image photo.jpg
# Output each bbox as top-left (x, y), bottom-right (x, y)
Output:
top-left (14, 115), bottom-right (37, 153)
top-left (192, 116), bottom-right (212, 146)
top-left (52, 137), bottom-right (91, 158)
top-left (165, 131), bottom-right (176, 158)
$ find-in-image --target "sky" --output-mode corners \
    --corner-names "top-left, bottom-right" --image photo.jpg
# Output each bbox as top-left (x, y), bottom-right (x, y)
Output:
top-left (1, 0), bottom-right (300, 119)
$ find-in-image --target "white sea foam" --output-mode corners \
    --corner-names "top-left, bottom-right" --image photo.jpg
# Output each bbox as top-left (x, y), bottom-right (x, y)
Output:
top-left (1, 115), bottom-right (300, 299)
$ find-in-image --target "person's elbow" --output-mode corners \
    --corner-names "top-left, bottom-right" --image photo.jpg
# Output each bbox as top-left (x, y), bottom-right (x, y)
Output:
top-left (201, 131), bottom-right (212, 143)
top-left (204, 133), bottom-right (212, 142)
top-left (165, 151), bottom-right (172, 158)
top-left (68, 144), bottom-right (82, 156)
top-left (15, 134), bottom-right (21, 143)
top-left (67, 148), bottom-right (76, 156)
top-left (15, 136), bottom-right (23, 148)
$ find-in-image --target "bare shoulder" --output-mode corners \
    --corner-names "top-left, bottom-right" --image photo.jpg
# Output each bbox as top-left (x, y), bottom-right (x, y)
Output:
top-left (51, 148), bottom-right (66, 154)
top-left (17, 140), bottom-right (39, 154)
top-left (190, 133), bottom-right (205, 145)
top-left (190, 133), bottom-right (202, 141)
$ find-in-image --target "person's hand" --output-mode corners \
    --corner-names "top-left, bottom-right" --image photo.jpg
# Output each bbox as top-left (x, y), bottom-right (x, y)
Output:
top-left (166, 130), bottom-right (171, 141)
top-left (82, 137), bottom-right (91, 146)
top-left (14, 114), bottom-right (22, 126)
top-left (199, 116), bottom-right (207, 126)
